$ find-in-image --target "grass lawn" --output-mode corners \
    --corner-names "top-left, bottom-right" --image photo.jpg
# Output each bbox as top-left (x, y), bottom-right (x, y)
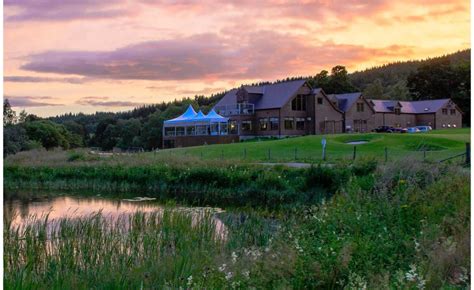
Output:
top-left (158, 128), bottom-right (470, 163)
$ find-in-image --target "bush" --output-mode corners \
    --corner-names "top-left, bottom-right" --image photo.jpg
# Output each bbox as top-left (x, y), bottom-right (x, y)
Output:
top-left (67, 151), bottom-right (87, 162)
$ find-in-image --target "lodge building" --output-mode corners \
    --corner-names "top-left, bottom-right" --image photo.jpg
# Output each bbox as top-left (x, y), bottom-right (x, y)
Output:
top-left (162, 80), bottom-right (462, 148)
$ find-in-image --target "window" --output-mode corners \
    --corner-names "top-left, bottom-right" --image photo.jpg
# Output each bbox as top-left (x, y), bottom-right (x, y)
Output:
top-left (356, 103), bottom-right (364, 112)
top-left (259, 118), bottom-right (268, 130)
top-left (165, 127), bottom-right (175, 136)
top-left (394, 108), bottom-right (401, 115)
top-left (296, 118), bottom-right (305, 130)
top-left (450, 109), bottom-right (456, 115)
top-left (241, 120), bottom-right (252, 131)
top-left (229, 121), bottom-right (238, 134)
top-left (442, 108), bottom-right (448, 115)
top-left (317, 97), bottom-right (323, 105)
top-left (292, 95), bottom-right (306, 111)
top-left (186, 126), bottom-right (195, 136)
top-left (270, 117), bottom-right (279, 130)
top-left (284, 117), bottom-right (294, 130)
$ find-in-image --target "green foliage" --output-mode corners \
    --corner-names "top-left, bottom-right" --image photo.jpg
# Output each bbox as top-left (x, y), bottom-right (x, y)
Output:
top-left (290, 163), bottom-right (469, 288)
top-left (67, 151), bottom-right (87, 162)
top-left (3, 162), bottom-right (469, 288)
top-left (23, 120), bottom-right (71, 150)
top-left (3, 99), bottom-right (16, 126)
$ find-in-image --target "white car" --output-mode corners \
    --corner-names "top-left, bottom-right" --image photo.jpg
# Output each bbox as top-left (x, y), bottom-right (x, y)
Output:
top-left (407, 127), bottom-right (420, 133)
top-left (415, 126), bottom-right (432, 132)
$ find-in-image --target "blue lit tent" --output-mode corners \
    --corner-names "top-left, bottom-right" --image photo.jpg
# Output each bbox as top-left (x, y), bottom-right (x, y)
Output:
top-left (163, 105), bottom-right (197, 125)
top-left (163, 106), bottom-right (229, 136)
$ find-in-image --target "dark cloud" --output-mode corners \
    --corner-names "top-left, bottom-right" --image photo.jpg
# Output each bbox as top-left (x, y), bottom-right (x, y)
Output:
top-left (76, 96), bottom-right (145, 107)
top-left (4, 76), bottom-right (86, 84)
top-left (5, 95), bottom-right (62, 107)
top-left (21, 32), bottom-right (415, 81)
top-left (4, 0), bottom-right (133, 22)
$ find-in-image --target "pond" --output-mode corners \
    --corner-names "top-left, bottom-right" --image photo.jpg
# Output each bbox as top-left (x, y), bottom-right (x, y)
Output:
top-left (4, 194), bottom-right (227, 239)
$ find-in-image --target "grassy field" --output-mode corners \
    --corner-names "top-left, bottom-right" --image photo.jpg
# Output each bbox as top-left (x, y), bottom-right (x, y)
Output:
top-left (4, 161), bottom-right (470, 288)
top-left (160, 128), bottom-right (470, 163)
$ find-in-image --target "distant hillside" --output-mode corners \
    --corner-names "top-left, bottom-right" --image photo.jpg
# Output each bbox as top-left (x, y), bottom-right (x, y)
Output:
top-left (349, 49), bottom-right (470, 90)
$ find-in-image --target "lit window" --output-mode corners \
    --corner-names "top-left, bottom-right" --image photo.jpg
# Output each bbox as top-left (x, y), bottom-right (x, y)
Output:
top-left (259, 118), bottom-right (268, 130)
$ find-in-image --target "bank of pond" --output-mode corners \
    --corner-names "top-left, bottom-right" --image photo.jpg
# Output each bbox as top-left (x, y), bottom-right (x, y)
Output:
top-left (4, 160), bottom-right (470, 288)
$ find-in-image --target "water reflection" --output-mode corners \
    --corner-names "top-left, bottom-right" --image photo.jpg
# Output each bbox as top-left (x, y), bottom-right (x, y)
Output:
top-left (4, 195), bottom-right (227, 239)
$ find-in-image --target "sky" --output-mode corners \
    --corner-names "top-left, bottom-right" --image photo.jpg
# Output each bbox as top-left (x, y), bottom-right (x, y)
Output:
top-left (4, 0), bottom-right (470, 117)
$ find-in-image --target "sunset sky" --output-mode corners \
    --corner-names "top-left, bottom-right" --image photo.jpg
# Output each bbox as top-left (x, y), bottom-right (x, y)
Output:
top-left (4, 0), bottom-right (470, 117)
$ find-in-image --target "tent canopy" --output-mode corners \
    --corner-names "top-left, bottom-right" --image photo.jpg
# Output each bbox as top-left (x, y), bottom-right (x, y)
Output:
top-left (164, 106), bottom-right (228, 126)
top-left (163, 105), bottom-right (197, 125)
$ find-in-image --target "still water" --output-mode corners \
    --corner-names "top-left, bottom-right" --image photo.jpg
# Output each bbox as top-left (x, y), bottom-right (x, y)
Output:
top-left (4, 195), bottom-right (227, 238)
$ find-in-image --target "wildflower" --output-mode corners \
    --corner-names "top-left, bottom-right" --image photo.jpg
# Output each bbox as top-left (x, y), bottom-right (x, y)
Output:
top-left (225, 272), bottom-right (233, 281)
top-left (231, 252), bottom-right (238, 263)
top-left (187, 275), bottom-right (193, 287)
top-left (218, 264), bottom-right (227, 272)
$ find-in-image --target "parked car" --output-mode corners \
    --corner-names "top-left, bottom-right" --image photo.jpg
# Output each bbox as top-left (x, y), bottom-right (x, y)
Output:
top-left (407, 127), bottom-right (421, 133)
top-left (373, 126), bottom-right (395, 133)
top-left (389, 127), bottom-right (408, 133)
top-left (415, 126), bottom-right (432, 132)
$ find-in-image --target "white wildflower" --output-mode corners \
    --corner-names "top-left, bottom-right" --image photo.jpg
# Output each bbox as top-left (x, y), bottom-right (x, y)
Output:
top-left (218, 264), bottom-right (227, 272)
top-left (225, 272), bottom-right (233, 281)
top-left (187, 275), bottom-right (193, 287)
top-left (231, 252), bottom-right (238, 263)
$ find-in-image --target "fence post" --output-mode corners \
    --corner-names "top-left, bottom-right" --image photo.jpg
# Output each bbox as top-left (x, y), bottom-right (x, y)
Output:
top-left (384, 147), bottom-right (388, 163)
top-left (352, 146), bottom-right (357, 161)
top-left (322, 147), bottom-right (326, 161)
top-left (466, 142), bottom-right (470, 165)
top-left (294, 148), bottom-right (298, 160)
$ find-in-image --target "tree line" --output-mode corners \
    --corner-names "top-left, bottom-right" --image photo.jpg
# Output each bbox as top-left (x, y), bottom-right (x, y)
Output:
top-left (4, 49), bottom-right (470, 155)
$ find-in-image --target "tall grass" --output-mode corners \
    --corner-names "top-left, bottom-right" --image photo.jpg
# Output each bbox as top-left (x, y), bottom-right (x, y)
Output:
top-left (5, 160), bottom-right (374, 208)
top-left (4, 161), bottom-right (470, 288)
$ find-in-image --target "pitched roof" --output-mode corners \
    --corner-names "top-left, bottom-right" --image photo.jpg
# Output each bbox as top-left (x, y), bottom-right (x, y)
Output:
top-left (163, 104), bottom-right (197, 124)
top-left (214, 79), bottom-right (307, 110)
top-left (369, 98), bottom-right (451, 114)
top-left (327, 93), bottom-right (362, 112)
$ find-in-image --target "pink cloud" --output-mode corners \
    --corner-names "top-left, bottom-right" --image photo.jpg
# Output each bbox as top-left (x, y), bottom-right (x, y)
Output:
top-left (20, 31), bottom-right (415, 82)
top-left (5, 95), bottom-right (62, 107)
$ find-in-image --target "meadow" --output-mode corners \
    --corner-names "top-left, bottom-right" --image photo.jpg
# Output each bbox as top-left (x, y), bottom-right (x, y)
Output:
top-left (4, 160), bottom-right (470, 289)
top-left (4, 128), bottom-right (470, 288)
top-left (165, 128), bottom-right (470, 163)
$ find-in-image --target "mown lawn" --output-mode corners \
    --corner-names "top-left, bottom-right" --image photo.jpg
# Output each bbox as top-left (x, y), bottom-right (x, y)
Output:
top-left (158, 128), bottom-right (470, 163)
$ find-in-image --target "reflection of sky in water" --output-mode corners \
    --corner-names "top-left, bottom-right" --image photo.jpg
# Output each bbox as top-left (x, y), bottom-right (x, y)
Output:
top-left (4, 196), bottom-right (227, 240)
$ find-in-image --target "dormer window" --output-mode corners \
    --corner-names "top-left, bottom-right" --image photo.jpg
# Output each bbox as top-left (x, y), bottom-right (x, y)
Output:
top-left (394, 108), bottom-right (401, 115)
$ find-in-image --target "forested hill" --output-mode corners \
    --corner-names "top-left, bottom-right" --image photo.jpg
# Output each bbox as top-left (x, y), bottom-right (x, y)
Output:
top-left (349, 49), bottom-right (470, 91)
top-left (4, 49), bottom-right (470, 154)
